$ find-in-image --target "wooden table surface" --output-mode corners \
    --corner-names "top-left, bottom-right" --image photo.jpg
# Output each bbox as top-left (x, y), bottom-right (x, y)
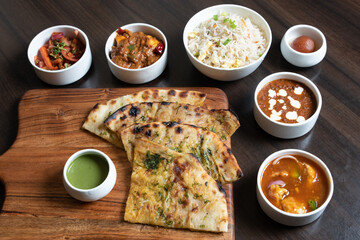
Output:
top-left (0, 0), bottom-right (359, 239)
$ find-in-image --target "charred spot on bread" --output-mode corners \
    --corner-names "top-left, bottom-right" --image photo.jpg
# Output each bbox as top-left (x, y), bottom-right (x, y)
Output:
top-left (175, 126), bottom-right (183, 134)
top-left (129, 106), bottom-right (140, 117)
top-left (145, 130), bottom-right (152, 137)
top-left (179, 91), bottom-right (188, 98)
top-left (119, 105), bottom-right (128, 112)
top-left (168, 90), bottom-right (176, 96)
top-left (216, 181), bottom-right (226, 196)
top-left (133, 126), bottom-right (144, 134)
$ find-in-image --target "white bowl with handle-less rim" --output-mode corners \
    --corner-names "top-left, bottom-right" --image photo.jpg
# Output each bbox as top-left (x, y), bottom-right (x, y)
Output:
top-left (183, 4), bottom-right (272, 81)
top-left (27, 25), bottom-right (92, 85)
top-left (105, 23), bottom-right (168, 84)
top-left (256, 149), bottom-right (334, 226)
top-left (281, 24), bottom-right (327, 67)
top-left (253, 72), bottom-right (322, 139)
top-left (63, 149), bottom-right (116, 202)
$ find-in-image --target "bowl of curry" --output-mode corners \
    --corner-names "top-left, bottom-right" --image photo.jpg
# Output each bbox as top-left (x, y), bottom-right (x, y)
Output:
top-left (256, 149), bottom-right (334, 226)
top-left (253, 72), bottom-right (322, 139)
top-left (27, 25), bottom-right (92, 85)
top-left (105, 23), bottom-right (168, 84)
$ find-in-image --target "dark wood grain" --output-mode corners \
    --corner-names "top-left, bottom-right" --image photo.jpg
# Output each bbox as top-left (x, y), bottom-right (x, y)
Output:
top-left (0, 0), bottom-right (359, 239)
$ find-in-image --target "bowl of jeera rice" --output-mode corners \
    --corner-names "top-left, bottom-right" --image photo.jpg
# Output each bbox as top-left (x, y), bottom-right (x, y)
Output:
top-left (183, 4), bottom-right (272, 81)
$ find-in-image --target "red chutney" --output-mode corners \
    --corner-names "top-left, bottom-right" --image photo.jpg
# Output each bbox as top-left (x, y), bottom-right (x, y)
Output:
top-left (257, 79), bottom-right (317, 124)
top-left (261, 154), bottom-right (329, 214)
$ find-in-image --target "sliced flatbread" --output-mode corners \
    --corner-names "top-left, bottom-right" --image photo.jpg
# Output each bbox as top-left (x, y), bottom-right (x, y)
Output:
top-left (120, 122), bottom-right (243, 183)
top-left (124, 138), bottom-right (228, 232)
top-left (105, 102), bottom-right (240, 142)
top-left (82, 89), bottom-right (206, 148)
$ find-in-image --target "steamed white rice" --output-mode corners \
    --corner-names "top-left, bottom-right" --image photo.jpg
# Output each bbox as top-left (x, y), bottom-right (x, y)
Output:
top-left (188, 11), bottom-right (267, 69)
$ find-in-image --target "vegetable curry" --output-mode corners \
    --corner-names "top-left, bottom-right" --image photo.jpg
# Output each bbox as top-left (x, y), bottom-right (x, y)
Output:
top-left (110, 28), bottom-right (164, 69)
top-left (35, 31), bottom-right (85, 70)
top-left (261, 154), bottom-right (329, 214)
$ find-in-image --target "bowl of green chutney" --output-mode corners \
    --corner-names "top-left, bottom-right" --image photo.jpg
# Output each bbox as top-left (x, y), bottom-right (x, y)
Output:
top-left (63, 149), bottom-right (117, 202)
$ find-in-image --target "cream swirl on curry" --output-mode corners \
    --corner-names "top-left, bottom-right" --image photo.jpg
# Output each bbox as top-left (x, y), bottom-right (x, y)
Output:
top-left (257, 79), bottom-right (317, 124)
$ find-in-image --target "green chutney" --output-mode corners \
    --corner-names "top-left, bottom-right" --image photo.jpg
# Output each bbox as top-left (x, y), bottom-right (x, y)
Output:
top-left (67, 154), bottom-right (109, 189)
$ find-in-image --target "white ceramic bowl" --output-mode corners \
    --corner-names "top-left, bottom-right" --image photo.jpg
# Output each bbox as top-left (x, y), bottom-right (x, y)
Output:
top-left (27, 25), bottom-right (92, 85)
top-left (256, 149), bottom-right (334, 226)
top-left (183, 4), bottom-right (272, 81)
top-left (281, 24), bottom-right (326, 67)
top-left (105, 23), bottom-right (168, 84)
top-left (254, 72), bottom-right (322, 139)
top-left (63, 149), bottom-right (117, 202)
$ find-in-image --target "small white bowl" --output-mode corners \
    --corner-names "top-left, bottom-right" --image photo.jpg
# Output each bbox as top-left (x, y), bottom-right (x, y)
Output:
top-left (27, 25), bottom-right (92, 85)
top-left (253, 72), bottom-right (322, 139)
top-left (63, 149), bottom-right (117, 202)
top-left (183, 4), bottom-right (272, 81)
top-left (105, 23), bottom-right (168, 84)
top-left (256, 149), bottom-right (334, 226)
top-left (281, 24), bottom-right (326, 67)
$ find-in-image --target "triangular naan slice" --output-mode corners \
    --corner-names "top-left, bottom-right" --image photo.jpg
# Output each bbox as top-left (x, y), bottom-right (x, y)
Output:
top-left (124, 139), bottom-right (228, 232)
top-left (82, 89), bottom-right (206, 148)
top-left (105, 102), bottom-right (240, 142)
top-left (121, 122), bottom-right (243, 183)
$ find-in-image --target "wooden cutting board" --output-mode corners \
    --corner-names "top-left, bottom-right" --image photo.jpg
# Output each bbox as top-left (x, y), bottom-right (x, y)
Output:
top-left (0, 88), bottom-right (235, 239)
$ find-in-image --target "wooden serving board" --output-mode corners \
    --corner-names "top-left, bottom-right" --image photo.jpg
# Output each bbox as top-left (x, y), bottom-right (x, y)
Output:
top-left (0, 88), bottom-right (234, 239)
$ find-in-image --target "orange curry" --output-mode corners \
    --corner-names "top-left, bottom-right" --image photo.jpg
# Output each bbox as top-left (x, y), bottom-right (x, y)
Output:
top-left (261, 154), bottom-right (329, 214)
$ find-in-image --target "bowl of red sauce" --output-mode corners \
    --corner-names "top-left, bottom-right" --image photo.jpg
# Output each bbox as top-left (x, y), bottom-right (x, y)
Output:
top-left (27, 25), bottom-right (92, 85)
top-left (256, 149), bottom-right (334, 226)
top-left (105, 23), bottom-right (168, 84)
top-left (280, 24), bottom-right (326, 67)
top-left (254, 72), bottom-right (322, 139)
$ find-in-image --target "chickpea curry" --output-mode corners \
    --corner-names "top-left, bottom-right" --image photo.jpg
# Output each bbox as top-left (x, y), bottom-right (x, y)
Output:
top-left (110, 28), bottom-right (164, 69)
top-left (261, 154), bottom-right (329, 214)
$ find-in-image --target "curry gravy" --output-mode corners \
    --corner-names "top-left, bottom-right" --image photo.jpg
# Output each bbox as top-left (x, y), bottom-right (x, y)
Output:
top-left (257, 79), bottom-right (317, 123)
top-left (261, 154), bottom-right (329, 214)
top-left (110, 29), bottom-right (163, 69)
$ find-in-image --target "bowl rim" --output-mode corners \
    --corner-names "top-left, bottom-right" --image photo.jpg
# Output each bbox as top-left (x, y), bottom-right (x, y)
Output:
top-left (63, 149), bottom-right (113, 192)
top-left (27, 25), bottom-right (90, 73)
top-left (257, 149), bottom-right (334, 218)
top-left (283, 24), bottom-right (326, 56)
top-left (254, 71), bottom-right (322, 127)
top-left (183, 4), bottom-right (272, 72)
top-left (105, 22), bottom-right (168, 72)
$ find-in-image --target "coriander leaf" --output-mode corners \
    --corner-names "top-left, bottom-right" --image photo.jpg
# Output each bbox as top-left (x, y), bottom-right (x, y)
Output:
top-left (223, 18), bottom-right (229, 23)
top-left (229, 19), bottom-right (237, 29)
top-left (144, 151), bottom-right (165, 170)
top-left (213, 14), bottom-right (218, 21)
top-left (127, 44), bottom-right (135, 51)
top-left (308, 200), bottom-right (317, 211)
top-left (223, 39), bottom-right (231, 46)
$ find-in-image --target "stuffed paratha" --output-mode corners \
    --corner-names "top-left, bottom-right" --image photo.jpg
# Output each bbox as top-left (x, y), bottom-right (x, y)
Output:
top-left (124, 139), bottom-right (228, 232)
top-left (82, 89), bottom-right (206, 147)
top-left (121, 122), bottom-right (243, 183)
top-left (105, 102), bottom-right (240, 142)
